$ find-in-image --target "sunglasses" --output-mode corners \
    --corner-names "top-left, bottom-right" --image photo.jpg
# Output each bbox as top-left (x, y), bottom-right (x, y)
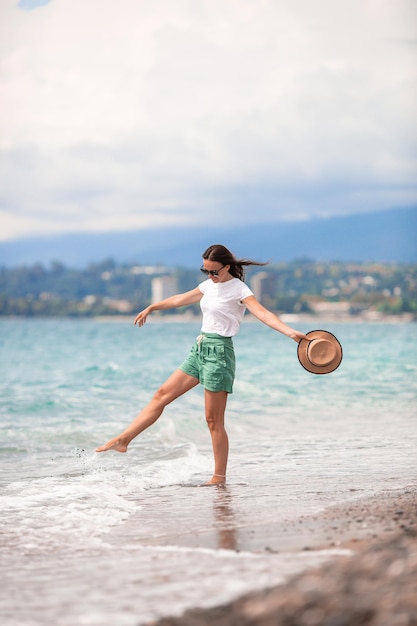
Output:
top-left (200, 265), bottom-right (225, 277)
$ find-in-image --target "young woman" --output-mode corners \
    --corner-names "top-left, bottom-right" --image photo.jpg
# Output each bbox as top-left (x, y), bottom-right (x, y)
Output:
top-left (96, 244), bottom-right (309, 485)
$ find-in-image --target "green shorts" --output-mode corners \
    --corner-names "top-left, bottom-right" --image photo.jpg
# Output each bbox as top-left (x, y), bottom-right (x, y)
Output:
top-left (179, 333), bottom-right (236, 393)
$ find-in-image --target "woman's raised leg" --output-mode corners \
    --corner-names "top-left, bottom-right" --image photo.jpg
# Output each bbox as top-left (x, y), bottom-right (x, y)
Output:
top-left (95, 369), bottom-right (199, 453)
top-left (204, 389), bottom-right (229, 485)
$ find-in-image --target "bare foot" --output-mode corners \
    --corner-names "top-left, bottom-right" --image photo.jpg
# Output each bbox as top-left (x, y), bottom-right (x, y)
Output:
top-left (95, 437), bottom-right (128, 453)
top-left (202, 474), bottom-right (226, 486)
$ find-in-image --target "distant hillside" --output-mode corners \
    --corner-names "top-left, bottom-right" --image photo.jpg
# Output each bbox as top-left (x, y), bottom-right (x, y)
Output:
top-left (0, 206), bottom-right (416, 267)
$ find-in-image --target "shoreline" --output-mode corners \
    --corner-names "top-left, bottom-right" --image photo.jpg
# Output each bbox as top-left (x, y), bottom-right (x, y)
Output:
top-left (93, 312), bottom-right (415, 324)
top-left (0, 312), bottom-right (414, 324)
top-left (149, 487), bottom-right (417, 555)
top-left (148, 487), bottom-right (417, 625)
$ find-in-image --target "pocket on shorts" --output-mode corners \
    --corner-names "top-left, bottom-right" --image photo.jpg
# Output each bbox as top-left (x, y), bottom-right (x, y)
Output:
top-left (207, 343), bottom-right (226, 367)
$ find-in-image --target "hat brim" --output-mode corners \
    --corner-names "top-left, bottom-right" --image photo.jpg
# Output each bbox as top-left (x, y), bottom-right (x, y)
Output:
top-left (297, 330), bottom-right (343, 375)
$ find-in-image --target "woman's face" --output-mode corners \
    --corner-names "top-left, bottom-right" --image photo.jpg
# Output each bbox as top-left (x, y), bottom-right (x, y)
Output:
top-left (201, 261), bottom-right (231, 283)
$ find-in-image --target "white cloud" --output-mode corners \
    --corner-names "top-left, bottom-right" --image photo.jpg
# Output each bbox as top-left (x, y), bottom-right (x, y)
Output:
top-left (0, 0), bottom-right (416, 240)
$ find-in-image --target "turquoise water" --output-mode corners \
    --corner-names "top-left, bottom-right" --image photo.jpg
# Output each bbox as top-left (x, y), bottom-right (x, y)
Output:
top-left (1, 318), bottom-right (416, 625)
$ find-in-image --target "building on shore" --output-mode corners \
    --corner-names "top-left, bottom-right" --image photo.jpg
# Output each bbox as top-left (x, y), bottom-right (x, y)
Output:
top-left (151, 276), bottom-right (178, 303)
top-left (251, 272), bottom-right (277, 304)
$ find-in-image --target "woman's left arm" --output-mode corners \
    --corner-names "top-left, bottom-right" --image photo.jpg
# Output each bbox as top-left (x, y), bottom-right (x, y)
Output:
top-left (243, 295), bottom-right (309, 343)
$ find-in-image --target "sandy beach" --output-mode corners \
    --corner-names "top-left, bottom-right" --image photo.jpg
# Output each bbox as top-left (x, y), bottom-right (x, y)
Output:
top-left (148, 487), bottom-right (417, 626)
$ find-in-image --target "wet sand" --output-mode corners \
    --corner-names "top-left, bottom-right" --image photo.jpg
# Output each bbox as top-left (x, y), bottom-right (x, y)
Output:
top-left (148, 487), bottom-right (417, 625)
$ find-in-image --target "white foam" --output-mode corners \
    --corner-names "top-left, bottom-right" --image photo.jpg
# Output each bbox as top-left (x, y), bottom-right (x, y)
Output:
top-left (1, 442), bottom-right (213, 556)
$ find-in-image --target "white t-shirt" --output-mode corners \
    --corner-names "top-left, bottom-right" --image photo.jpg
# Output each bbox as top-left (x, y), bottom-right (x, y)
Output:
top-left (198, 277), bottom-right (254, 337)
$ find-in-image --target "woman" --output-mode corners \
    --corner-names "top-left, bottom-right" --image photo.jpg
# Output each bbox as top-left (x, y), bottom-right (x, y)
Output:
top-left (96, 245), bottom-right (309, 485)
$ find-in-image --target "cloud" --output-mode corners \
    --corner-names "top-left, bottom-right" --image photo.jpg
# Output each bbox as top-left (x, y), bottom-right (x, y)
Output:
top-left (0, 0), bottom-right (416, 240)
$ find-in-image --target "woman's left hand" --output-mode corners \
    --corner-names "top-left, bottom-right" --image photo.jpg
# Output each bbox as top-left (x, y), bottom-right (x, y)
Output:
top-left (289, 330), bottom-right (310, 344)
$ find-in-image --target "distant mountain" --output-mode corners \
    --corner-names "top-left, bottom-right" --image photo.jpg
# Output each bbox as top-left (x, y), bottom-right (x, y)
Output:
top-left (1, 206), bottom-right (416, 267)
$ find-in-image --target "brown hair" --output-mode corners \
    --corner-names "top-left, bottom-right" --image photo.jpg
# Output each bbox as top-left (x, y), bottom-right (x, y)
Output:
top-left (202, 244), bottom-right (268, 281)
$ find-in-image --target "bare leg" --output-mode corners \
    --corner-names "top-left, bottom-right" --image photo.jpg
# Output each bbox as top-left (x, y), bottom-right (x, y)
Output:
top-left (95, 370), bottom-right (199, 452)
top-left (204, 389), bottom-right (229, 485)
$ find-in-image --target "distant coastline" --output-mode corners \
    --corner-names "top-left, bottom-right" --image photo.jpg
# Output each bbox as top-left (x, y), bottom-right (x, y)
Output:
top-left (92, 311), bottom-right (416, 324)
top-left (0, 311), bottom-right (413, 324)
top-left (1, 259), bottom-right (415, 319)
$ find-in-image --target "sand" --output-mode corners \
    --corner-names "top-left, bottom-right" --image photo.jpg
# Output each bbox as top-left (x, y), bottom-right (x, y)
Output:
top-left (147, 487), bottom-right (417, 626)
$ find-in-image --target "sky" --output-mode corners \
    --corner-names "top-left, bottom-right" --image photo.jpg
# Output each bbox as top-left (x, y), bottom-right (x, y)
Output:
top-left (0, 0), bottom-right (416, 242)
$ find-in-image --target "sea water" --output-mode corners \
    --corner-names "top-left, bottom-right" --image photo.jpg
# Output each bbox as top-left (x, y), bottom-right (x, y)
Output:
top-left (1, 318), bottom-right (416, 625)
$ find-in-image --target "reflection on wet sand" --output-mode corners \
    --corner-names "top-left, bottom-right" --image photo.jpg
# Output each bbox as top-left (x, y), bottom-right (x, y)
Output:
top-left (212, 486), bottom-right (238, 550)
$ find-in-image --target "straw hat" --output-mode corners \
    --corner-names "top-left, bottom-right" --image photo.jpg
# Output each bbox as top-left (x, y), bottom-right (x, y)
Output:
top-left (297, 330), bottom-right (343, 374)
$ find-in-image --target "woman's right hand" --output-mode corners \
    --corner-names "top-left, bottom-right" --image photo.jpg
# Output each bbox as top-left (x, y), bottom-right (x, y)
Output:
top-left (134, 307), bottom-right (151, 327)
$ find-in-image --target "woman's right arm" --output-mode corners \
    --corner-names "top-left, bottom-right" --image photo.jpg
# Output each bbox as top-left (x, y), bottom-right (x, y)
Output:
top-left (134, 287), bottom-right (202, 326)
